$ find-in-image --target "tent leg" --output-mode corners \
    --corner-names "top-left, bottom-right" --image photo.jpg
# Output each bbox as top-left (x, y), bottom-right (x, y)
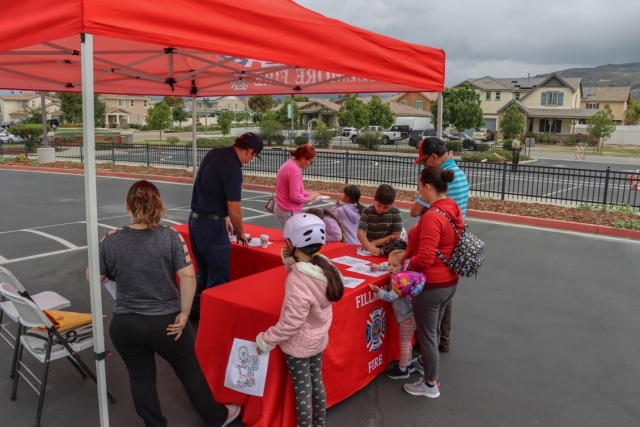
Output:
top-left (437, 92), bottom-right (443, 140)
top-left (192, 94), bottom-right (197, 180)
top-left (81, 32), bottom-right (111, 427)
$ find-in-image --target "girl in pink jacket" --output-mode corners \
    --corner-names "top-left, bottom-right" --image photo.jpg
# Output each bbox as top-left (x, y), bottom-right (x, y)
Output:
top-left (257, 214), bottom-right (344, 427)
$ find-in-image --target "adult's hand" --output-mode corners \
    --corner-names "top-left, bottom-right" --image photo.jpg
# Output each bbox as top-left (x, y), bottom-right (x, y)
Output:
top-left (225, 217), bottom-right (233, 234)
top-left (167, 312), bottom-right (188, 341)
top-left (307, 192), bottom-right (321, 202)
top-left (237, 232), bottom-right (250, 248)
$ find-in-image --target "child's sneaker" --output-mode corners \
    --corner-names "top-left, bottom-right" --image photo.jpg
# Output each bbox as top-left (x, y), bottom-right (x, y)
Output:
top-left (386, 363), bottom-right (414, 379)
top-left (404, 379), bottom-right (440, 398)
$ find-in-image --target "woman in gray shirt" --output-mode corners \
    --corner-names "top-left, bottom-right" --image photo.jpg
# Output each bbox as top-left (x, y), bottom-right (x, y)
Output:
top-left (94, 180), bottom-right (240, 427)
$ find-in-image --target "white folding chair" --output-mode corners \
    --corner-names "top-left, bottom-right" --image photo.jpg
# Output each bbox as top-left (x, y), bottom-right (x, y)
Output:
top-left (0, 266), bottom-right (70, 379)
top-left (0, 282), bottom-right (115, 427)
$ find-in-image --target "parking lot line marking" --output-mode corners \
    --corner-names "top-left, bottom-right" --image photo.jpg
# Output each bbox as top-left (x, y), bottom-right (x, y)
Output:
top-left (543, 185), bottom-right (582, 197)
top-left (0, 247), bottom-right (87, 265)
top-left (23, 229), bottom-right (78, 249)
top-left (96, 223), bottom-right (118, 230)
top-left (162, 219), bottom-right (181, 225)
top-left (0, 255), bottom-right (8, 263)
top-left (244, 213), bottom-right (275, 221)
top-left (243, 206), bottom-right (271, 215)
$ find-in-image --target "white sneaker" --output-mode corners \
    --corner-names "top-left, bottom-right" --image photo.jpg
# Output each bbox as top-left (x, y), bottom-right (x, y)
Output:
top-left (403, 379), bottom-right (440, 398)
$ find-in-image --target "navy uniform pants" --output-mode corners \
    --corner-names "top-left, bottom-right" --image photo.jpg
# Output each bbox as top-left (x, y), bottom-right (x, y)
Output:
top-left (188, 216), bottom-right (230, 319)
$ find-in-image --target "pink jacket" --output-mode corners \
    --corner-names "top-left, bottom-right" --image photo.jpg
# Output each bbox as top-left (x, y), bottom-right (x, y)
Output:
top-left (257, 256), bottom-right (336, 358)
top-left (275, 159), bottom-right (310, 213)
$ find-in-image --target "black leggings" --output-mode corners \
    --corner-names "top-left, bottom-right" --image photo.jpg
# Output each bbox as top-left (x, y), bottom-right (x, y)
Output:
top-left (285, 352), bottom-right (326, 427)
top-left (109, 313), bottom-right (228, 427)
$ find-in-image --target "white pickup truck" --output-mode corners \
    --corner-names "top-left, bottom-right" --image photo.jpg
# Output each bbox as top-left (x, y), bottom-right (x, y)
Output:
top-left (367, 126), bottom-right (402, 145)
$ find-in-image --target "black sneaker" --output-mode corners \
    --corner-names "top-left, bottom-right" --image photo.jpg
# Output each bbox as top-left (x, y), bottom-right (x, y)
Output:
top-left (387, 362), bottom-right (416, 380)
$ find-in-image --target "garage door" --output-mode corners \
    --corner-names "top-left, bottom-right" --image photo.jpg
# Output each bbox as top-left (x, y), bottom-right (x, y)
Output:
top-left (483, 118), bottom-right (496, 131)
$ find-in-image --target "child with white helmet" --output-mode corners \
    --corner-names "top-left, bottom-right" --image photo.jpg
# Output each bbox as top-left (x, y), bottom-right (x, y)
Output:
top-left (256, 213), bottom-right (344, 427)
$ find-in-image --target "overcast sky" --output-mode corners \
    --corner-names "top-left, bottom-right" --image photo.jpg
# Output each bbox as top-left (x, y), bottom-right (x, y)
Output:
top-left (298, 0), bottom-right (640, 87)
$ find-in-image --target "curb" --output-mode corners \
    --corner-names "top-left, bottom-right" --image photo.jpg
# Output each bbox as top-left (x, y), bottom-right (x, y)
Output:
top-left (2, 164), bottom-right (639, 240)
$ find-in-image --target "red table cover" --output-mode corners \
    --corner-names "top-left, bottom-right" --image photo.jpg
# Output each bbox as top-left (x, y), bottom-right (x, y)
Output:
top-left (195, 243), bottom-right (400, 427)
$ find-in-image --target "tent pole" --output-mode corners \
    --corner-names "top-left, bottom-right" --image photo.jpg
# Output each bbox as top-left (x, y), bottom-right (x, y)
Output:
top-left (81, 32), bottom-right (110, 427)
top-left (437, 92), bottom-right (443, 140)
top-left (191, 94), bottom-right (197, 180)
top-left (40, 92), bottom-right (48, 147)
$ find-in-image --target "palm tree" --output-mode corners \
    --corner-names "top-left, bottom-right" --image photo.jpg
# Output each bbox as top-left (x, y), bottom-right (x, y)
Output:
top-left (625, 101), bottom-right (640, 125)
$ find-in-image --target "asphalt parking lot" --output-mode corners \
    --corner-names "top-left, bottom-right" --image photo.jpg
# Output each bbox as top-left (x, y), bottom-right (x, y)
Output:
top-left (1, 169), bottom-right (640, 427)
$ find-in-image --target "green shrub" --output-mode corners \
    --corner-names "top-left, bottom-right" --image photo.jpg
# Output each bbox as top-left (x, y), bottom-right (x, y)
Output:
top-left (61, 134), bottom-right (75, 143)
top-left (563, 138), bottom-right (577, 147)
top-left (120, 123), bottom-right (130, 129)
top-left (295, 135), bottom-right (309, 146)
top-left (103, 133), bottom-right (114, 141)
top-left (355, 130), bottom-right (381, 150)
top-left (502, 140), bottom-right (513, 150)
top-left (166, 136), bottom-right (180, 145)
top-left (612, 219), bottom-right (640, 230)
top-left (10, 124), bottom-right (49, 141)
top-left (478, 143), bottom-right (491, 152)
top-left (445, 141), bottom-right (462, 153)
top-left (273, 134), bottom-right (286, 144)
top-left (196, 137), bottom-right (235, 148)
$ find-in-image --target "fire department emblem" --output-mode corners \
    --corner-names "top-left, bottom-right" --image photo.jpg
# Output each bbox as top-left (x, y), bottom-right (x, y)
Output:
top-left (365, 307), bottom-right (386, 352)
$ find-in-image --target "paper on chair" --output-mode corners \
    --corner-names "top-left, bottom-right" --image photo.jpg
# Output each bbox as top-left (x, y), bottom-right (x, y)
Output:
top-left (331, 255), bottom-right (368, 266)
top-left (104, 280), bottom-right (117, 300)
top-left (224, 338), bottom-right (270, 397)
top-left (342, 277), bottom-right (366, 288)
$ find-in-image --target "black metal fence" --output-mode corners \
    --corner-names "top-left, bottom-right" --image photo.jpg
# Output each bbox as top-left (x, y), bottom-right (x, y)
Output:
top-left (3, 142), bottom-right (639, 207)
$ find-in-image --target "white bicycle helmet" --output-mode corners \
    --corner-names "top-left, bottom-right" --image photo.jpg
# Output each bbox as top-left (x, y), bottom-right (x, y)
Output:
top-left (283, 213), bottom-right (326, 248)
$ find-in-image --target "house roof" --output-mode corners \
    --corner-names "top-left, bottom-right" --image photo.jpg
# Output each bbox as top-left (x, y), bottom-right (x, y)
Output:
top-left (386, 101), bottom-right (432, 117)
top-left (582, 86), bottom-right (631, 102)
top-left (497, 100), bottom-right (597, 119)
top-left (271, 101), bottom-right (308, 112)
top-left (0, 94), bottom-right (40, 101)
top-left (9, 109), bottom-right (28, 116)
top-left (305, 97), bottom-right (341, 111)
top-left (461, 74), bottom-right (582, 93)
top-left (463, 76), bottom-right (511, 91)
top-left (106, 107), bottom-right (133, 115)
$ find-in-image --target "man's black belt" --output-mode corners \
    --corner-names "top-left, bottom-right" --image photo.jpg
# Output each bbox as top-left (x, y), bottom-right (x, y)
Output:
top-left (190, 212), bottom-right (224, 220)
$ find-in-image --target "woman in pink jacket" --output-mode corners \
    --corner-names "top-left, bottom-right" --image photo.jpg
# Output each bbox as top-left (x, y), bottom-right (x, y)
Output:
top-left (256, 214), bottom-right (344, 427)
top-left (274, 144), bottom-right (321, 227)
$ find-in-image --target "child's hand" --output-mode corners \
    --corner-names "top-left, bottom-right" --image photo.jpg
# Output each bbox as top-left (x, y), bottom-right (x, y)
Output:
top-left (282, 245), bottom-right (293, 258)
top-left (369, 262), bottom-right (381, 271)
top-left (256, 347), bottom-right (263, 355)
top-left (369, 284), bottom-right (380, 293)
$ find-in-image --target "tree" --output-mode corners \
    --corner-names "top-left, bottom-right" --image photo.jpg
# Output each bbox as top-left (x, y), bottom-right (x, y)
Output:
top-left (624, 99), bottom-right (640, 125)
top-left (258, 110), bottom-right (283, 145)
top-left (293, 95), bottom-right (309, 102)
top-left (586, 103), bottom-right (616, 153)
top-left (171, 106), bottom-right (188, 126)
top-left (274, 97), bottom-right (300, 127)
top-left (248, 95), bottom-right (275, 114)
top-left (21, 106), bottom-right (45, 125)
top-left (338, 94), bottom-right (369, 129)
top-left (146, 101), bottom-right (172, 140)
top-left (163, 96), bottom-right (185, 108)
top-left (366, 95), bottom-right (395, 128)
top-left (235, 110), bottom-right (251, 126)
top-left (58, 93), bottom-right (106, 125)
top-left (218, 111), bottom-right (234, 136)
top-left (499, 104), bottom-right (525, 139)
top-left (310, 119), bottom-right (334, 148)
top-left (431, 82), bottom-right (484, 142)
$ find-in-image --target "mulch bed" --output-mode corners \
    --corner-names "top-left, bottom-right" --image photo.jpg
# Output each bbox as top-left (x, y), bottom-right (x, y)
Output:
top-left (2, 159), bottom-right (637, 228)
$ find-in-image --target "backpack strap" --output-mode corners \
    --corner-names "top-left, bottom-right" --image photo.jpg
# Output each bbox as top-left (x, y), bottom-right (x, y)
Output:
top-left (430, 208), bottom-right (465, 238)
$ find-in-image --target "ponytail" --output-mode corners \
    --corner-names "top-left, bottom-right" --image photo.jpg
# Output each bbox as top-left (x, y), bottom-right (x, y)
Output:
top-left (290, 144), bottom-right (316, 160)
top-left (343, 184), bottom-right (364, 214)
top-left (297, 244), bottom-right (344, 302)
top-left (126, 180), bottom-right (166, 229)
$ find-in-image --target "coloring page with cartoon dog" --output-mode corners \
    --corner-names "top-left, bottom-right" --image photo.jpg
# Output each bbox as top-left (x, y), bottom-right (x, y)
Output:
top-left (224, 338), bottom-right (270, 397)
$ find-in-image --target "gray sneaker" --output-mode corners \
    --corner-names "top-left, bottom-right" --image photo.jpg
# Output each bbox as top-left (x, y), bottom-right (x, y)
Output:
top-left (412, 357), bottom-right (425, 376)
top-left (404, 379), bottom-right (440, 398)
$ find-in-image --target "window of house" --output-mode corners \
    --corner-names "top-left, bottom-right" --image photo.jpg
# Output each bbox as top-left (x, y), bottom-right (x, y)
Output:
top-left (130, 100), bottom-right (135, 107)
top-left (495, 92), bottom-right (501, 101)
top-left (218, 102), bottom-right (222, 109)
top-left (515, 93), bottom-right (520, 101)
top-left (586, 103), bottom-right (600, 109)
top-left (528, 119), bottom-right (533, 133)
top-left (31, 100), bottom-right (36, 107)
top-left (227, 102), bottom-right (231, 109)
top-left (144, 114), bottom-right (147, 121)
top-left (143, 100), bottom-right (148, 108)
top-left (401, 101), bottom-right (407, 106)
top-left (415, 101), bottom-right (424, 109)
top-left (486, 92), bottom-right (491, 101)
top-left (538, 119), bottom-right (562, 133)
top-left (234, 102), bottom-right (238, 110)
top-left (197, 103), bottom-right (203, 109)
top-left (118, 99), bottom-right (125, 107)
top-left (541, 91), bottom-right (564, 106)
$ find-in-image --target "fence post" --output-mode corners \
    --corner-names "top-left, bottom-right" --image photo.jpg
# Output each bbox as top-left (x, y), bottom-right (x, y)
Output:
top-left (24, 143), bottom-right (28, 157)
top-left (185, 145), bottom-right (189, 168)
top-left (501, 160), bottom-right (507, 200)
top-left (602, 166), bottom-right (610, 205)
top-left (80, 142), bottom-right (84, 162)
top-left (146, 143), bottom-right (150, 167)
top-left (111, 142), bottom-right (115, 163)
top-left (345, 150), bottom-right (350, 184)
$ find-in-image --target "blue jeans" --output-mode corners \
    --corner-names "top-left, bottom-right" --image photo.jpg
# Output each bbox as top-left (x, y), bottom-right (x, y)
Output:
top-left (188, 216), bottom-right (230, 318)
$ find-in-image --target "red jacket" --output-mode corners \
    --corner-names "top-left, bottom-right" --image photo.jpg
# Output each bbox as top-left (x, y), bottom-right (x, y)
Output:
top-left (404, 198), bottom-right (464, 289)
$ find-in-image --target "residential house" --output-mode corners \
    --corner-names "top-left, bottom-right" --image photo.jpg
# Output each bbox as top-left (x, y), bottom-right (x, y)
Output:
top-left (459, 73), bottom-right (597, 137)
top-left (387, 92), bottom-right (437, 112)
top-left (334, 95), bottom-right (431, 124)
top-left (0, 94), bottom-right (60, 123)
top-left (270, 98), bottom-right (341, 129)
top-left (185, 96), bottom-right (248, 116)
top-left (99, 95), bottom-right (156, 128)
top-left (580, 87), bottom-right (632, 122)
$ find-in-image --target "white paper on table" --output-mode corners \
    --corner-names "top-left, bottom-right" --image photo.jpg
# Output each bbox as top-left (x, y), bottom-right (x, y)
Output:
top-left (342, 276), bottom-right (366, 289)
top-left (356, 247), bottom-right (374, 256)
top-left (224, 338), bottom-right (270, 397)
top-left (307, 195), bottom-right (330, 205)
top-left (104, 280), bottom-right (117, 300)
top-left (330, 255), bottom-right (369, 266)
top-left (346, 264), bottom-right (389, 278)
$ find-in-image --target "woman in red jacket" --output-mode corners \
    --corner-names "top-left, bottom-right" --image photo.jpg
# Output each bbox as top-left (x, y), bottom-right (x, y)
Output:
top-left (403, 165), bottom-right (464, 399)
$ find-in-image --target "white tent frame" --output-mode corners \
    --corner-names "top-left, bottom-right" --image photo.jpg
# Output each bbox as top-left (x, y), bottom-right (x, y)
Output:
top-left (4, 33), bottom-right (444, 427)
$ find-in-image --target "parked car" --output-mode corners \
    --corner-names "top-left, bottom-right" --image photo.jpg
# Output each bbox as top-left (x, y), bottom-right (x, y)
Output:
top-left (447, 132), bottom-right (479, 151)
top-left (0, 133), bottom-right (24, 143)
top-left (408, 129), bottom-right (428, 147)
top-left (366, 126), bottom-right (402, 145)
top-left (342, 127), bottom-right (358, 139)
top-left (472, 128), bottom-right (495, 141)
top-left (1, 121), bottom-right (10, 129)
top-left (388, 125), bottom-right (411, 139)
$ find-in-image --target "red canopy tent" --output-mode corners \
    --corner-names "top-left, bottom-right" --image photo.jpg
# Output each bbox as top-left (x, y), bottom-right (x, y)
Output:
top-left (1, 1), bottom-right (445, 425)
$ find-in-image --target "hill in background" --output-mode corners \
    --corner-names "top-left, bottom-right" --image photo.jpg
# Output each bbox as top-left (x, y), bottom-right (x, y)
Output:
top-left (536, 63), bottom-right (640, 100)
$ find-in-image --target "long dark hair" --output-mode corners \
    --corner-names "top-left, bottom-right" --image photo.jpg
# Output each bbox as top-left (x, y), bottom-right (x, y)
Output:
top-left (305, 207), bottom-right (347, 243)
top-left (298, 243), bottom-right (344, 302)
top-left (343, 184), bottom-right (364, 214)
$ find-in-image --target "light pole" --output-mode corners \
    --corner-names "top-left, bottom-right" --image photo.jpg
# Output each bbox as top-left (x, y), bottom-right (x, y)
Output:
top-left (203, 97), bottom-right (209, 134)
